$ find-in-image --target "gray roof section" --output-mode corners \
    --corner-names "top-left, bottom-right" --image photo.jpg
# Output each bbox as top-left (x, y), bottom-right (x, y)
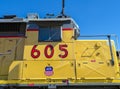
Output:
top-left (28, 17), bottom-right (79, 29)
top-left (0, 18), bottom-right (27, 23)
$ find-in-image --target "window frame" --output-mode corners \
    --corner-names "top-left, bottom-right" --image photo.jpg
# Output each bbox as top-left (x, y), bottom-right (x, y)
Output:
top-left (38, 26), bottom-right (62, 42)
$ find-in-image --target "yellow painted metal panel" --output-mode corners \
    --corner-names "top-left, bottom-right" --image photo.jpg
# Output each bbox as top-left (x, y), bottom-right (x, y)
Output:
top-left (4, 39), bottom-right (16, 61)
top-left (0, 39), bottom-right (5, 78)
top-left (8, 61), bottom-right (23, 80)
top-left (75, 40), bottom-right (119, 79)
top-left (0, 38), bottom-right (25, 80)
top-left (75, 40), bottom-right (111, 60)
top-left (0, 39), bottom-right (16, 76)
top-left (76, 61), bottom-right (116, 79)
top-left (62, 30), bottom-right (74, 42)
top-left (0, 39), bottom-right (4, 53)
top-left (25, 31), bottom-right (38, 45)
top-left (0, 34), bottom-right (119, 85)
top-left (22, 61), bottom-right (75, 80)
top-left (23, 42), bottom-right (75, 60)
top-left (15, 39), bottom-right (25, 60)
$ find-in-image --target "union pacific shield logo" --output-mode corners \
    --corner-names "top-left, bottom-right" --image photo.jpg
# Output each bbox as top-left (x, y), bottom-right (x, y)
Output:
top-left (44, 66), bottom-right (54, 76)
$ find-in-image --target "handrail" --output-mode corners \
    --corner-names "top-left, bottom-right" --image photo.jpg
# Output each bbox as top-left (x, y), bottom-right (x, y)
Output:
top-left (107, 35), bottom-right (114, 65)
top-left (80, 34), bottom-right (120, 50)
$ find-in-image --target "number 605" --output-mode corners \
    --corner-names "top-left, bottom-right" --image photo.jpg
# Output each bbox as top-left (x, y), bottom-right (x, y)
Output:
top-left (31, 44), bottom-right (68, 59)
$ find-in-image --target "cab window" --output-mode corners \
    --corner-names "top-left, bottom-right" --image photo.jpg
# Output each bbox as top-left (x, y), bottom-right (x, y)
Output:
top-left (39, 26), bottom-right (61, 42)
top-left (0, 23), bottom-right (26, 36)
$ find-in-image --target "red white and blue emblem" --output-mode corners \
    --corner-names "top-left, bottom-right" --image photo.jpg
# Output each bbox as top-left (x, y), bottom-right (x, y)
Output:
top-left (44, 66), bottom-right (54, 76)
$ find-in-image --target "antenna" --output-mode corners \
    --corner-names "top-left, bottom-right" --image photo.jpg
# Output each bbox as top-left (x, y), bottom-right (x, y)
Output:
top-left (58, 0), bottom-right (68, 18)
top-left (61, 0), bottom-right (65, 16)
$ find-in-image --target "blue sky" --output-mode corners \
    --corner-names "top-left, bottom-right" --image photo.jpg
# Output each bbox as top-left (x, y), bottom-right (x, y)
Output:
top-left (0, 0), bottom-right (120, 49)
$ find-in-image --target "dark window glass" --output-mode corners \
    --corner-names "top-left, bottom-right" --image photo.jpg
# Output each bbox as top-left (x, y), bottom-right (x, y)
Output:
top-left (0, 23), bottom-right (26, 36)
top-left (39, 26), bottom-right (61, 42)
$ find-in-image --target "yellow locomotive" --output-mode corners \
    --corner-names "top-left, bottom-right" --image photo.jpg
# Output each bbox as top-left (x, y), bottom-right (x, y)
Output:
top-left (0, 1), bottom-right (120, 89)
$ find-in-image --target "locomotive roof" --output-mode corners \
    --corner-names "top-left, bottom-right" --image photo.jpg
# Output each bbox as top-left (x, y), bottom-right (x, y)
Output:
top-left (28, 17), bottom-right (79, 29)
top-left (29, 18), bottom-right (72, 22)
top-left (0, 18), bottom-right (27, 23)
top-left (0, 17), bottom-right (79, 27)
top-left (0, 17), bottom-right (80, 32)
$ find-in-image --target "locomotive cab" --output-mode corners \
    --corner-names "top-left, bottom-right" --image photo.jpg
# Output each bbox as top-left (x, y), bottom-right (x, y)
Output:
top-left (10, 17), bottom-right (81, 81)
top-left (26, 18), bottom-right (80, 44)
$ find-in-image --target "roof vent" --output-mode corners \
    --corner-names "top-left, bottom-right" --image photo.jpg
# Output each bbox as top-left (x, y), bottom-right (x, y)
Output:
top-left (27, 13), bottom-right (39, 19)
top-left (4, 15), bottom-right (16, 19)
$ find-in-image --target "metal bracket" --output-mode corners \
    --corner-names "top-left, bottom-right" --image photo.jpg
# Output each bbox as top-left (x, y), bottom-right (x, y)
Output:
top-left (110, 60), bottom-right (114, 66)
top-left (0, 87), bottom-right (4, 89)
top-left (48, 84), bottom-right (56, 89)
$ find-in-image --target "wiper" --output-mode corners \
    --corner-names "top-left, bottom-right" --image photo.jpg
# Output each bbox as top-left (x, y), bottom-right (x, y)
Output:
top-left (48, 31), bottom-right (59, 41)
